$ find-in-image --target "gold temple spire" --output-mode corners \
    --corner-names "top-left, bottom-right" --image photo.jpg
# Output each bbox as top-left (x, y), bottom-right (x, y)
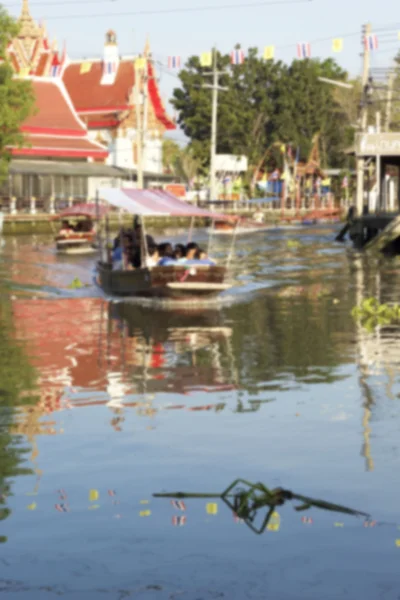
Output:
top-left (18, 0), bottom-right (40, 39)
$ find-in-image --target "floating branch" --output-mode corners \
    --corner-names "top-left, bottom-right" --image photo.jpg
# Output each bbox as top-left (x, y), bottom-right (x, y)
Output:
top-left (154, 479), bottom-right (369, 535)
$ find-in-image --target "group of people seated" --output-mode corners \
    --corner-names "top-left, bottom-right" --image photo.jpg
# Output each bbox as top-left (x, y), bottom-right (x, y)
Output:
top-left (59, 219), bottom-right (94, 236)
top-left (111, 221), bottom-right (215, 270)
top-left (146, 241), bottom-right (215, 267)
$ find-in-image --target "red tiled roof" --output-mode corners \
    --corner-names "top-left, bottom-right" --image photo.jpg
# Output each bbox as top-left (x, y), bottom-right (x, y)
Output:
top-left (35, 52), bottom-right (49, 76)
top-left (22, 79), bottom-right (87, 134)
top-left (63, 60), bottom-right (134, 112)
top-left (63, 59), bottom-right (176, 130)
top-left (12, 135), bottom-right (108, 158)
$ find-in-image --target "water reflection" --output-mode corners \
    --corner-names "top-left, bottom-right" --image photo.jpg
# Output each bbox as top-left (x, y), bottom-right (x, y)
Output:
top-left (0, 293), bottom-right (38, 542)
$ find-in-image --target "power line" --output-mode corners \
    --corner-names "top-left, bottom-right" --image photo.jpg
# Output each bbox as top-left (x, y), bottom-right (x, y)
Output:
top-left (6, 0), bottom-right (313, 19)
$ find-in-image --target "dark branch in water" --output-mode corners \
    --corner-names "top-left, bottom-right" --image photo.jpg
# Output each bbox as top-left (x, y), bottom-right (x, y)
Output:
top-left (153, 479), bottom-right (370, 534)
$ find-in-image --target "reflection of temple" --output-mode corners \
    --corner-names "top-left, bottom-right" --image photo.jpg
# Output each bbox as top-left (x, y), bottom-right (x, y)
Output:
top-left (11, 298), bottom-right (241, 437)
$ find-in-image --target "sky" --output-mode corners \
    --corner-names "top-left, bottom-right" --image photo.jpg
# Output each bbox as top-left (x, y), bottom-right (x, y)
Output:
top-left (5, 0), bottom-right (400, 143)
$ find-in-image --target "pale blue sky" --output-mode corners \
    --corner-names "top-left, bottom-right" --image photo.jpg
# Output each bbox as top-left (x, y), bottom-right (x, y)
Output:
top-left (6, 0), bottom-right (400, 142)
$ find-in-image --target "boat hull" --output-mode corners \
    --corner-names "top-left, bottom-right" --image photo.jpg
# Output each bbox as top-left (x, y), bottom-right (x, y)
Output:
top-left (208, 225), bottom-right (271, 235)
top-left (56, 233), bottom-right (97, 255)
top-left (97, 262), bottom-right (230, 299)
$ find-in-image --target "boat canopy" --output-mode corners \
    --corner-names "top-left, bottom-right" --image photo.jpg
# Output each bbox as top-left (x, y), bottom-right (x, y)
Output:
top-left (56, 203), bottom-right (108, 220)
top-left (98, 188), bottom-right (232, 219)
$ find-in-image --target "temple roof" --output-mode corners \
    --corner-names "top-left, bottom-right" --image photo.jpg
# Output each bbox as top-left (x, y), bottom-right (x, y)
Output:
top-left (63, 58), bottom-right (175, 130)
top-left (12, 78), bottom-right (108, 159)
top-left (63, 60), bottom-right (135, 113)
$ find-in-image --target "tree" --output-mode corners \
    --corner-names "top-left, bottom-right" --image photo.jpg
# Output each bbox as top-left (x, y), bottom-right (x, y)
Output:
top-left (171, 50), bottom-right (355, 176)
top-left (0, 7), bottom-right (35, 183)
top-left (162, 139), bottom-right (182, 174)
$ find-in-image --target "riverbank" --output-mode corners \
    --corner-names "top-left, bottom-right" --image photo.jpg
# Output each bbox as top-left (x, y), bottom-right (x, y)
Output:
top-left (1, 210), bottom-right (296, 235)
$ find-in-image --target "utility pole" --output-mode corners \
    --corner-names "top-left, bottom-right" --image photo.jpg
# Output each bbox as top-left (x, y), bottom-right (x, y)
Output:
top-left (356, 22), bottom-right (371, 215)
top-left (135, 54), bottom-right (150, 190)
top-left (385, 72), bottom-right (394, 132)
top-left (202, 48), bottom-right (228, 201)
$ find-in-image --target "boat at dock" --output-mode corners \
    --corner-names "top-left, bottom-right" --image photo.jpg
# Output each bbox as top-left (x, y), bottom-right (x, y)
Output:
top-left (95, 188), bottom-right (234, 300)
top-left (53, 203), bottom-right (107, 255)
top-left (208, 212), bottom-right (272, 236)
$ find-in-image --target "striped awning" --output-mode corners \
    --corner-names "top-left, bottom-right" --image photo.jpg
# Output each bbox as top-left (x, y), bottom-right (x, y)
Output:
top-left (98, 188), bottom-right (229, 218)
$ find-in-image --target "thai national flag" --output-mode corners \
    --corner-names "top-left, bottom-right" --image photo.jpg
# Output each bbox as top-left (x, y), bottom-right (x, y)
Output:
top-left (297, 42), bottom-right (311, 59)
top-left (51, 63), bottom-right (61, 77)
top-left (168, 56), bottom-right (181, 69)
top-left (365, 34), bottom-right (378, 51)
top-left (171, 500), bottom-right (186, 511)
top-left (55, 503), bottom-right (69, 512)
top-left (230, 49), bottom-right (245, 65)
top-left (172, 515), bottom-right (186, 526)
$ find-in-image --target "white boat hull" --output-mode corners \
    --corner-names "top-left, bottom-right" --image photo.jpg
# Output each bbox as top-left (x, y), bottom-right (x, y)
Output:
top-left (208, 225), bottom-right (272, 236)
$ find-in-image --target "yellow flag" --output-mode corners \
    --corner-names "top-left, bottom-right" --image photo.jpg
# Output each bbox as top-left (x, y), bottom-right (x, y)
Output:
top-left (200, 52), bottom-right (212, 67)
top-left (139, 510), bottom-right (151, 517)
top-left (396, 539), bottom-right (400, 547)
top-left (27, 503), bottom-right (37, 511)
top-left (80, 61), bottom-right (92, 74)
top-left (206, 502), bottom-right (218, 515)
top-left (89, 489), bottom-right (99, 502)
top-left (264, 46), bottom-right (275, 60)
top-left (135, 57), bottom-right (146, 71)
top-left (332, 38), bottom-right (343, 53)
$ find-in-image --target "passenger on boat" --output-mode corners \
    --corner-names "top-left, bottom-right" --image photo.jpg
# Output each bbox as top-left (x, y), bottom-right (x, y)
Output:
top-left (112, 234), bottom-right (132, 270)
top-left (173, 243), bottom-right (186, 260)
top-left (130, 221), bottom-right (156, 268)
top-left (60, 220), bottom-right (73, 236)
top-left (185, 242), bottom-right (199, 260)
top-left (145, 244), bottom-right (160, 267)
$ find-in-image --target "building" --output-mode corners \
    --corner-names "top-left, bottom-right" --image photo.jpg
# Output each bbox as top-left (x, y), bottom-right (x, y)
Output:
top-left (2, 1), bottom-right (176, 213)
top-left (2, 77), bottom-right (128, 214)
top-left (63, 31), bottom-right (176, 177)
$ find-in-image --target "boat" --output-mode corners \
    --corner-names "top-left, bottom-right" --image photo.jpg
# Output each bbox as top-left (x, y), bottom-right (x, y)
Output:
top-left (53, 203), bottom-right (107, 255)
top-left (95, 188), bottom-right (235, 300)
top-left (209, 212), bottom-right (272, 236)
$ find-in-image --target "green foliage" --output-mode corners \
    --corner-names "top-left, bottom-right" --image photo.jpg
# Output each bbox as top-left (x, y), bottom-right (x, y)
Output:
top-left (162, 139), bottom-right (201, 183)
top-left (171, 50), bottom-right (355, 176)
top-left (351, 297), bottom-right (400, 332)
top-left (0, 6), bottom-right (35, 183)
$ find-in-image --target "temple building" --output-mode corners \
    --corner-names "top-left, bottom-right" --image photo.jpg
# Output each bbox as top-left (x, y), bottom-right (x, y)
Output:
top-left (63, 31), bottom-right (176, 175)
top-left (2, 0), bottom-right (175, 213)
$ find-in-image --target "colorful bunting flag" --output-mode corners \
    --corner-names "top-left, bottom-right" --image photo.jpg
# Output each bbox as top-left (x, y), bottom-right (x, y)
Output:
top-left (139, 510), bottom-right (151, 517)
top-left (267, 511), bottom-right (281, 532)
top-left (168, 56), bottom-right (181, 69)
top-left (332, 38), bottom-right (343, 53)
top-left (297, 42), bottom-right (311, 59)
top-left (230, 49), bottom-right (245, 65)
top-left (80, 61), bottom-right (92, 74)
top-left (365, 34), bottom-right (378, 51)
top-left (200, 52), bottom-right (212, 67)
top-left (134, 57), bottom-right (146, 70)
top-left (264, 46), bottom-right (275, 60)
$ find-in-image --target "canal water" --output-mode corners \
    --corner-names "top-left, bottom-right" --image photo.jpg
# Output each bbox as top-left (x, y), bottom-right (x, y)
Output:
top-left (1, 227), bottom-right (400, 599)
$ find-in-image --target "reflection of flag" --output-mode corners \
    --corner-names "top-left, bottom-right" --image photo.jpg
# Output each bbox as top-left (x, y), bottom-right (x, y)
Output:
top-left (171, 500), bottom-right (186, 511)
top-left (206, 503), bottom-right (218, 515)
top-left (332, 38), bottom-right (343, 52)
top-left (200, 52), bottom-right (212, 67)
top-left (89, 489), bottom-right (99, 502)
top-left (168, 56), bottom-right (181, 69)
top-left (264, 46), bottom-right (275, 60)
top-left (172, 515), bottom-right (186, 526)
top-left (230, 49), bottom-right (245, 65)
top-left (365, 34), bottom-right (378, 51)
top-left (297, 42), bottom-right (311, 59)
top-left (301, 516), bottom-right (313, 524)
